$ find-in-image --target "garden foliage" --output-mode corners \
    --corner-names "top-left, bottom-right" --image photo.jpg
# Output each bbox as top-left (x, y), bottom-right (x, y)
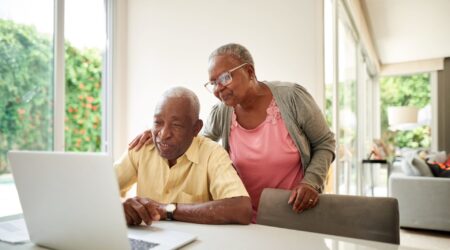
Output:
top-left (0, 19), bottom-right (102, 174)
top-left (380, 74), bottom-right (431, 149)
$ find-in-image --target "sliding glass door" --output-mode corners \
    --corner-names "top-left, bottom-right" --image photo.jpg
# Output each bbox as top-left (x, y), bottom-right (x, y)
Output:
top-left (336, 16), bottom-right (358, 195)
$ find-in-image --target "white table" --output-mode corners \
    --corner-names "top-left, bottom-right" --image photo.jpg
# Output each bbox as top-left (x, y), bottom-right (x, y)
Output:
top-left (1, 214), bottom-right (417, 250)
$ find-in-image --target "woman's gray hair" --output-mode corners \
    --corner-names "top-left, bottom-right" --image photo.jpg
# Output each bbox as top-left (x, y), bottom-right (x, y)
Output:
top-left (161, 86), bottom-right (200, 119)
top-left (209, 43), bottom-right (254, 66)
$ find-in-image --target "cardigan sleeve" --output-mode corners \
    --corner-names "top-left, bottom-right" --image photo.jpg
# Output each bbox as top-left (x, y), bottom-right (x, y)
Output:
top-left (291, 84), bottom-right (336, 190)
top-left (273, 82), bottom-right (335, 191)
top-left (203, 103), bottom-right (223, 142)
top-left (203, 103), bottom-right (232, 151)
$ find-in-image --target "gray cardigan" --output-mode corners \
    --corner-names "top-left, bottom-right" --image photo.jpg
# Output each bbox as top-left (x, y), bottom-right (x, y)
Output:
top-left (203, 81), bottom-right (336, 191)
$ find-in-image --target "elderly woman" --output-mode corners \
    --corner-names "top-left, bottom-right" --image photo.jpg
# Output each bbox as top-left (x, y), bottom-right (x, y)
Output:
top-left (130, 43), bottom-right (335, 221)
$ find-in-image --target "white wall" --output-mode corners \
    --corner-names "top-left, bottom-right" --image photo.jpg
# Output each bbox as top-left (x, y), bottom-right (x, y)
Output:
top-left (118, 0), bottom-right (324, 152)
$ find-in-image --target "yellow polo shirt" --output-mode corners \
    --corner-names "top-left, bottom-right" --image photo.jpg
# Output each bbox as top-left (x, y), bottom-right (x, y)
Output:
top-left (114, 136), bottom-right (249, 204)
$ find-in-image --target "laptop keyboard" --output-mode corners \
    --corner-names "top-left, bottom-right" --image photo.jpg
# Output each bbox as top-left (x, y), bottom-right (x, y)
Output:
top-left (129, 238), bottom-right (159, 250)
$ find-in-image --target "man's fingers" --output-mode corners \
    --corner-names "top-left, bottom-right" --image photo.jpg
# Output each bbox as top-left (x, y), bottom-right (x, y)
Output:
top-left (148, 208), bottom-right (160, 221)
top-left (124, 198), bottom-right (152, 225)
top-left (124, 213), bottom-right (132, 225)
top-left (130, 201), bottom-right (151, 225)
top-left (124, 205), bottom-right (141, 225)
top-left (139, 198), bottom-right (161, 223)
top-left (124, 196), bottom-right (163, 226)
top-left (145, 202), bottom-right (161, 221)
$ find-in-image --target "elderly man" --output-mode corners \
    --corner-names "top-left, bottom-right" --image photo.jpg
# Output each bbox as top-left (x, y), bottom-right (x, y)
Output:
top-left (115, 87), bottom-right (252, 226)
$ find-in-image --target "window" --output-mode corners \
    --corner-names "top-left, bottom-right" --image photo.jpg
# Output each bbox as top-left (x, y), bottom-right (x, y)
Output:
top-left (64, 0), bottom-right (106, 152)
top-left (323, 0), bottom-right (335, 193)
top-left (0, 0), bottom-right (111, 217)
top-left (324, 0), bottom-right (431, 196)
top-left (380, 73), bottom-right (432, 150)
top-left (336, 16), bottom-right (358, 195)
top-left (324, 0), bottom-right (334, 128)
top-left (0, 0), bottom-right (54, 217)
top-left (325, 0), bottom-right (377, 195)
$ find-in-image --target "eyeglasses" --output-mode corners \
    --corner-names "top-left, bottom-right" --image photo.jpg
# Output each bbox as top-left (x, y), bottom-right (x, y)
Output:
top-left (204, 63), bottom-right (248, 93)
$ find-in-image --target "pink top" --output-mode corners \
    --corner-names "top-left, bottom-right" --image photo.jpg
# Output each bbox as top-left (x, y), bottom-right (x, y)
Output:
top-left (229, 99), bottom-right (303, 222)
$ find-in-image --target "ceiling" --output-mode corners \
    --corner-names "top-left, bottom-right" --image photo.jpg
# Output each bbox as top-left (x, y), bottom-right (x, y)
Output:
top-left (362, 0), bottom-right (450, 65)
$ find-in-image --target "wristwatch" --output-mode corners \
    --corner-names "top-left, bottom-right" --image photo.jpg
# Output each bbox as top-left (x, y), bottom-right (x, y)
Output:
top-left (165, 203), bottom-right (177, 221)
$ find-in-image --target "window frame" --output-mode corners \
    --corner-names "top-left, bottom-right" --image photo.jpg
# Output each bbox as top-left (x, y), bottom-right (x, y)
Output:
top-left (53, 0), bottom-right (65, 151)
top-left (327, 0), bottom-right (378, 195)
top-left (52, 0), bottom-right (114, 155)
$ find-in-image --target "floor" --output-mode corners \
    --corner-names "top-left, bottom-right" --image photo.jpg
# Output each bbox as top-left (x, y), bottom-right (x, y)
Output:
top-left (400, 228), bottom-right (450, 250)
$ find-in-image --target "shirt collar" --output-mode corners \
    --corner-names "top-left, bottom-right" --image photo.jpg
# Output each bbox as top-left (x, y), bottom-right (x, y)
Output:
top-left (149, 136), bottom-right (200, 165)
top-left (183, 136), bottom-right (200, 165)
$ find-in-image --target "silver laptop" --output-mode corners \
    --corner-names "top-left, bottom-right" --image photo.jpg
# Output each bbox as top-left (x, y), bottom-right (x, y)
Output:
top-left (7, 151), bottom-right (196, 250)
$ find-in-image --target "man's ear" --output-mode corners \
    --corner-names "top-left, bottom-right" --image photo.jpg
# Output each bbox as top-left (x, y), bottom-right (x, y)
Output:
top-left (193, 119), bottom-right (203, 136)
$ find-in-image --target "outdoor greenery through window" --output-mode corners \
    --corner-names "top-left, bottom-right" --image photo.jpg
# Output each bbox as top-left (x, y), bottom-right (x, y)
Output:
top-left (64, 0), bottom-right (105, 152)
top-left (0, 0), bottom-right (106, 216)
top-left (0, 19), bottom-right (54, 174)
top-left (380, 73), bottom-right (431, 152)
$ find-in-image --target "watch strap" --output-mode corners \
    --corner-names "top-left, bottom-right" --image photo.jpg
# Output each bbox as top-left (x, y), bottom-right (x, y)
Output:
top-left (167, 211), bottom-right (174, 220)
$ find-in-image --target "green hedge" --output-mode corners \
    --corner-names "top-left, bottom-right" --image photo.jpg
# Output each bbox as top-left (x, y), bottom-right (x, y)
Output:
top-left (65, 45), bottom-right (102, 152)
top-left (0, 19), bottom-right (102, 174)
top-left (380, 74), bottom-right (431, 149)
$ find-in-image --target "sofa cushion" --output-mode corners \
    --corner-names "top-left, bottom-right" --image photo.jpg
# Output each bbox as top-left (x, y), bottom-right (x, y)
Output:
top-left (426, 151), bottom-right (447, 163)
top-left (401, 159), bottom-right (417, 176)
top-left (401, 151), bottom-right (419, 176)
top-left (427, 162), bottom-right (450, 178)
top-left (412, 157), bottom-right (434, 177)
top-left (401, 153), bottom-right (434, 177)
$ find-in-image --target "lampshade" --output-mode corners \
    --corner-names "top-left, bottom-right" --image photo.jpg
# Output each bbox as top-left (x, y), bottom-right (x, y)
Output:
top-left (387, 106), bottom-right (419, 131)
top-left (418, 104), bottom-right (432, 126)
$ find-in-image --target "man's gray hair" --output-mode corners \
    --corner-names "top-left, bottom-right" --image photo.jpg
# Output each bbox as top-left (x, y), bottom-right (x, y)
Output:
top-left (208, 43), bottom-right (254, 66)
top-left (161, 86), bottom-right (200, 119)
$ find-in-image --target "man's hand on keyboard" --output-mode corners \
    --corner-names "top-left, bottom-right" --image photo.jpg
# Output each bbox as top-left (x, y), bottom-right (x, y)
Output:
top-left (123, 196), bottom-right (162, 226)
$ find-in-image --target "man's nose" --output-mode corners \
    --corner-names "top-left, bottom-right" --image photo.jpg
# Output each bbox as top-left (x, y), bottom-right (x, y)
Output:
top-left (159, 126), bottom-right (172, 140)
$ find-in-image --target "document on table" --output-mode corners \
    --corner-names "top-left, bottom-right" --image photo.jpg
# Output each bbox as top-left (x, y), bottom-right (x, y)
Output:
top-left (0, 218), bottom-right (30, 244)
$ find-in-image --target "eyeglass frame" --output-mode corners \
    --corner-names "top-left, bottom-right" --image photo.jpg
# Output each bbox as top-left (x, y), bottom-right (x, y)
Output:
top-left (203, 63), bottom-right (249, 93)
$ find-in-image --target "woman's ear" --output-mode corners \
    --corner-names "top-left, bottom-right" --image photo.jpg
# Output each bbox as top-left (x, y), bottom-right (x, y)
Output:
top-left (247, 64), bottom-right (256, 80)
